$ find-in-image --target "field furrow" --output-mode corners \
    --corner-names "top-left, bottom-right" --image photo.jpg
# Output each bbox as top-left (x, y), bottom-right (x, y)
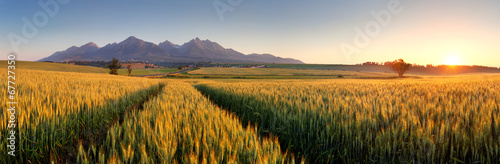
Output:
top-left (0, 69), bottom-right (161, 163)
top-left (75, 82), bottom-right (299, 163)
top-left (195, 79), bottom-right (500, 163)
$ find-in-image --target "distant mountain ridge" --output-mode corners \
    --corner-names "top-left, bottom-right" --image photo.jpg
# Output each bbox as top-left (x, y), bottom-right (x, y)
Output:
top-left (40, 36), bottom-right (304, 64)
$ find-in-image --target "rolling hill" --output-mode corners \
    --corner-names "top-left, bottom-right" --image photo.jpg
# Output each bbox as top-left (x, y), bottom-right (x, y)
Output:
top-left (0, 61), bottom-right (107, 73)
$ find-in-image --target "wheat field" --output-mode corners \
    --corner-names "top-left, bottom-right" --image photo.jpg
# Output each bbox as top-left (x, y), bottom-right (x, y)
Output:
top-left (0, 69), bottom-right (160, 163)
top-left (0, 69), bottom-right (300, 163)
top-left (195, 78), bottom-right (500, 163)
top-left (75, 82), bottom-right (297, 163)
top-left (2, 66), bottom-right (500, 163)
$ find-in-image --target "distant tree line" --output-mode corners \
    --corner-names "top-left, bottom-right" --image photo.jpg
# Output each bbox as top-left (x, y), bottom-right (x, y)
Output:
top-left (359, 61), bottom-right (500, 75)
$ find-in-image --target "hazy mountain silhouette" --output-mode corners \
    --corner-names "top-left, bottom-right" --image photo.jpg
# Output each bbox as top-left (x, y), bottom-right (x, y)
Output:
top-left (40, 36), bottom-right (304, 64)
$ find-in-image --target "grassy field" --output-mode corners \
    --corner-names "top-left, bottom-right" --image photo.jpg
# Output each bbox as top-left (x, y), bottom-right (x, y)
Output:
top-left (184, 67), bottom-right (396, 79)
top-left (0, 61), bottom-right (108, 73)
top-left (118, 68), bottom-right (179, 76)
top-left (266, 63), bottom-right (386, 70)
top-left (2, 61), bottom-right (500, 163)
top-left (0, 61), bottom-right (180, 76)
top-left (206, 63), bottom-right (393, 72)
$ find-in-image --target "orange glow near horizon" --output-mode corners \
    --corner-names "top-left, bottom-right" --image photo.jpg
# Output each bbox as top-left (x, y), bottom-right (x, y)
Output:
top-left (444, 54), bottom-right (462, 66)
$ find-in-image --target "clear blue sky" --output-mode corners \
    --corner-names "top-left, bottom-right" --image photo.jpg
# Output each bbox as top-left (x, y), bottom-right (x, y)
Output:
top-left (1, 0), bottom-right (500, 66)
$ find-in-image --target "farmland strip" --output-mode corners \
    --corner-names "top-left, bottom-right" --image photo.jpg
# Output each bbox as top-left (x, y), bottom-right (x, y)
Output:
top-left (75, 82), bottom-right (297, 163)
top-left (65, 83), bottom-right (165, 163)
top-left (194, 80), bottom-right (500, 163)
top-left (0, 69), bottom-right (161, 163)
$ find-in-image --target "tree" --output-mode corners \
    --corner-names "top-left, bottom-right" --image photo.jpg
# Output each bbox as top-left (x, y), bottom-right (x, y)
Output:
top-left (391, 59), bottom-right (411, 77)
top-left (108, 57), bottom-right (122, 75)
top-left (127, 65), bottom-right (132, 76)
top-left (178, 66), bottom-right (183, 71)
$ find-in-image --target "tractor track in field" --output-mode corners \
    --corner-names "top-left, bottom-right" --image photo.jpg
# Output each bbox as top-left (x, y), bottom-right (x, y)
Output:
top-left (63, 83), bottom-right (165, 163)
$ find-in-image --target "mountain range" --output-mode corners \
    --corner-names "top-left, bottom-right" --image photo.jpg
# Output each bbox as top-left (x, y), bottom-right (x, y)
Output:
top-left (40, 36), bottom-right (304, 64)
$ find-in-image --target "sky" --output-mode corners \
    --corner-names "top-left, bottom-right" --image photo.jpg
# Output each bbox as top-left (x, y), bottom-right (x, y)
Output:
top-left (1, 0), bottom-right (500, 66)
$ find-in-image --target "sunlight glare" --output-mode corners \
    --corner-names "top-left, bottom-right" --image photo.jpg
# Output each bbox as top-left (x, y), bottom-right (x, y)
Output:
top-left (445, 54), bottom-right (461, 65)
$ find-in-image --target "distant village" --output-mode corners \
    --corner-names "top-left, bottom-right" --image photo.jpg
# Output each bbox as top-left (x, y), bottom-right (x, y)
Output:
top-left (62, 61), bottom-right (159, 69)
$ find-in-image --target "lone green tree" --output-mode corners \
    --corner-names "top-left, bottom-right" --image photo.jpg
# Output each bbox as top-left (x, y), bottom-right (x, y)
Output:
top-left (391, 59), bottom-right (411, 77)
top-left (178, 66), bottom-right (183, 71)
top-left (127, 65), bottom-right (132, 76)
top-left (108, 57), bottom-right (122, 75)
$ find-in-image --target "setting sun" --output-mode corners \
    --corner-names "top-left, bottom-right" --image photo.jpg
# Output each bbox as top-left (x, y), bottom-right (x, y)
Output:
top-left (445, 54), bottom-right (461, 65)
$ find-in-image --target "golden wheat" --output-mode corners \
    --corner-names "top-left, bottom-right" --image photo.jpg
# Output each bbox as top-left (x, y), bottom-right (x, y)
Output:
top-left (76, 82), bottom-right (297, 163)
top-left (195, 78), bottom-right (500, 163)
top-left (0, 69), bottom-right (159, 162)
